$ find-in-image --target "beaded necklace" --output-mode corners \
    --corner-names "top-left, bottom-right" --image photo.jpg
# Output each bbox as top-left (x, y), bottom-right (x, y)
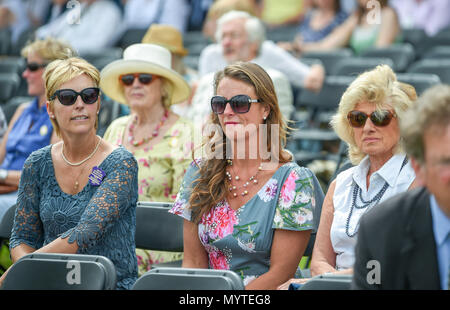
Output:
top-left (128, 109), bottom-right (169, 147)
top-left (345, 157), bottom-right (408, 237)
top-left (226, 159), bottom-right (263, 198)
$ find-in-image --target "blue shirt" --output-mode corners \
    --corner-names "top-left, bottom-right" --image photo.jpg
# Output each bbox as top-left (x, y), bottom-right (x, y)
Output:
top-left (430, 195), bottom-right (450, 290)
top-left (0, 98), bottom-right (53, 171)
top-left (299, 10), bottom-right (348, 43)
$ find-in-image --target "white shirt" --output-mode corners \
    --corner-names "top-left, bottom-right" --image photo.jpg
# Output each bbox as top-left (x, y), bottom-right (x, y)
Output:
top-left (36, 0), bottom-right (122, 54)
top-left (198, 41), bottom-right (311, 89)
top-left (331, 154), bottom-right (415, 270)
top-left (184, 68), bottom-right (294, 124)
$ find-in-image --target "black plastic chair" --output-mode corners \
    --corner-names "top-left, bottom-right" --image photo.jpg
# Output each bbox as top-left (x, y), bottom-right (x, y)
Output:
top-left (97, 96), bottom-right (120, 137)
top-left (135, 201), bottom-right (183, 268)
top-left (422, 45), bottom-right (450, 60)
top-left (2, 96), bottom-right (32, 123)
top-left (79, 47), bottom-right (123, 71)
top-left (360, 43), bottom-right (415, 72)
top-left (1, 253), bottom-right (117, 290)
top-left (299, 274), bottom-right (352, 290)
top-left (407, 59), bottom-right (450, 84)
top-left (0, 73), bottom-right (21, 103)
top-left (301, 49), bottom-right (353, 76)
top-left (132, 267), bottom-right (245, 290)
top-left (396, 73), bottom-right (441, 95)
top-left (332, 57), bottom-right (394, 76)
top-left (0, 204), bottom-right (16, 241)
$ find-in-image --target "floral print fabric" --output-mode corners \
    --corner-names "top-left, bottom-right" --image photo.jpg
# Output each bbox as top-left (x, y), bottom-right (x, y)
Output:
top-left (170, 160), bottom-right (324, 285)
top-left (103, 115), bottom-right (194, 275)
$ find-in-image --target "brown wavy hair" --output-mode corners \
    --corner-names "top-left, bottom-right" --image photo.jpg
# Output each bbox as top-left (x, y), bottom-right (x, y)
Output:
top-left (188, 62), bottom-right (292, 223)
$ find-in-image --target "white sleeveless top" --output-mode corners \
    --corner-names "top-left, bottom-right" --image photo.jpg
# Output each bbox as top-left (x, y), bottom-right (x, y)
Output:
top-left (330, 154), bottom-right (415, 270)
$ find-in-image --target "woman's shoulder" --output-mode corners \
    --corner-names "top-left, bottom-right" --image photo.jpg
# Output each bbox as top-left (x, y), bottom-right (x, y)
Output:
top-left (108, 115), bottom-right (129, 128)
top-left (27, 144), bottom-right (52, 162)
top-left (103, 145), bottom-right (137, 168)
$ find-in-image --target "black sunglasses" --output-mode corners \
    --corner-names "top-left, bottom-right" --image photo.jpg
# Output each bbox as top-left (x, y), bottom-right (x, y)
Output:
top-left (50, 87), bottom-right (100, 106)
top-left (347, 110), bottom-right (396, 128)
top-left (211, 95), bottom-right (260, 114)
top-left (119, 73), bottom-right (155, 86)
top-left (26, 62), bottom-right (47, 72)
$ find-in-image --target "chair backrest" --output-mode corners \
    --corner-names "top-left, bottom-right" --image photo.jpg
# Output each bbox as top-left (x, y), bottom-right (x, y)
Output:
top-left (135, 201), bottom-right (183, 251)
top-left (132, 267), bottom-right (245, 290)
top-left (296, 75), bottom-right (354, 119)
top-left (97, 96), bottom-right (120, 137)
top-left (360, 43), bottom-right (415, 72)
top-left (407, 59), bottom-right (450, 84)
top-left (1, 253), bottom-right (117, 290)
top-left (302, 48), bottom-right (353, 75)
top-left (3, 96), bottom-right (33, 123)
top-left (396, 73), bottom-right (441, 95)
top-left (422, 45), bottom-right (450, 60)
top-left (300, 274), bottom-right (352, 290)
top-left (0, 204), bottom-right (16, 240)
top-left (0, 73), bottom-right (21, 103)
top-left (332, 57), bottom-right (394, 76)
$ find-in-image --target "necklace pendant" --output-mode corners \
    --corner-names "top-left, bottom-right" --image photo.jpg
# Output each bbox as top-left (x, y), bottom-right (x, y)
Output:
top-left (233, 192), bottom-right (237, 198)
top-left (74, 181), bottom-right (79, 190)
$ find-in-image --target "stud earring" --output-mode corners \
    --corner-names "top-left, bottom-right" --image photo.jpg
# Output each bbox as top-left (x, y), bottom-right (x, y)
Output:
top-left (263, 116), bottom-right (267, 121)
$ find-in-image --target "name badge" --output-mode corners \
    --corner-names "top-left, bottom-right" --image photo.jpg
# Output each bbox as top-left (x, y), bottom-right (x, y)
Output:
top-left (88, 166), bottom-right (106, 186)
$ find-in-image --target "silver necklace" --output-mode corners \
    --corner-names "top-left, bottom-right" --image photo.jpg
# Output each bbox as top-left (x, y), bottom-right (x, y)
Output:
top-left (61, 136), bottom-right (101, 167)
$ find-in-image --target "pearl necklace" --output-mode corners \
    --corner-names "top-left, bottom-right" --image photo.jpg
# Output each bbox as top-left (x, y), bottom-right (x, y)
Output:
top-left (226, 159), bottom-right (262, 198)
top-left (128, 109), bottom-right (169, 147)
top-left (61, 136), bottom-right (101, 167)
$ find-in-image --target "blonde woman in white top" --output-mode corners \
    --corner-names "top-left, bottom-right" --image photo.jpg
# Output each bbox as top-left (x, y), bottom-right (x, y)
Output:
top-left (279, 64), bottom-right (419, 289)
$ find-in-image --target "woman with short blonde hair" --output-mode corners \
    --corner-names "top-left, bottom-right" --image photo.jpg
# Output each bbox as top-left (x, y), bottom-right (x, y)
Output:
top-left (280, 64), bottom-right (419, 290)
top-left (2, 57), bottom-right (139, 290)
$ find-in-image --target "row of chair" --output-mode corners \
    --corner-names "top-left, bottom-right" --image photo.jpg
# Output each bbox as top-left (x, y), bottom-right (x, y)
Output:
top-left (0, 198), bottom-right (349, 290)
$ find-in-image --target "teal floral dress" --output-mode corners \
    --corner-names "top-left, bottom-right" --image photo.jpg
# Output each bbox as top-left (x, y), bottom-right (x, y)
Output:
top-left (170, 160), bottom-right (324, 285)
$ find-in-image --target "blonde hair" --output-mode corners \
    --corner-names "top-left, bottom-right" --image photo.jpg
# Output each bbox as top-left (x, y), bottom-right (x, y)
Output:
top-left (21, 37), bottom-right (76, 62)
top-left (44, 57), bottom-right (101, 137)
top-left (400, 84), bottom-right (450, 164)
top-left (189, 62), bottom-right (292, 223)
top-left (330, 65), bottom-right (417, 165)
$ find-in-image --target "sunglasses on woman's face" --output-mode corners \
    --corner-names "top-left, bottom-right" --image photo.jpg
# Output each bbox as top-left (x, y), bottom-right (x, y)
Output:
top-left (26, 62), bottom-right (47, 72)
top-left (50, 87), bottom-right (100, 106)
top-left (119, 73), bottom-right (155, 86)
top-left (347, 110), bottom-right (396, 128)
top-left (211, 95), bottom-right (260, 114)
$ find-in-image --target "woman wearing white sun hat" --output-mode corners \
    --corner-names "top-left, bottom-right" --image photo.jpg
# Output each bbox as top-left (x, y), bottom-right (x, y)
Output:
top-left (100, 43), bottom-right (194, 275)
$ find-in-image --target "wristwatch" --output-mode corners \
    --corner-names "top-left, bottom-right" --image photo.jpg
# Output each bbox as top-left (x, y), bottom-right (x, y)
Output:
top-left (0, 169), bottom-right (8, 181)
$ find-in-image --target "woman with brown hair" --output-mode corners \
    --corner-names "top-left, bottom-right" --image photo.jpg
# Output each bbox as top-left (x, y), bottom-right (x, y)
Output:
top-left (170, 61), bottom-right (324, 289)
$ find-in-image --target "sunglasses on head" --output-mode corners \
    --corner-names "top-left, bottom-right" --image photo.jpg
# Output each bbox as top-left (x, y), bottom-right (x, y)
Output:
top-left (211, 95), bottom-right (260, 114)
top-left (119, 73), bottom-right (156, 86)
top-left (347, 110), bottom-right (396, 128)
top-left (26, 62), bottom-right (47, 72)
top-left (50, 87), bottom-right (100, 106)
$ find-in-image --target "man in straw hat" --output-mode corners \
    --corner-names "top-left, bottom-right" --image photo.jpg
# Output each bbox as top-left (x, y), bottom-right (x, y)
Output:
top-left (100, 43), bottom-right (195, 275)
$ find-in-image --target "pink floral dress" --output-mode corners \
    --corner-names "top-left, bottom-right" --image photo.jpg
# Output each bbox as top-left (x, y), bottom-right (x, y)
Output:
top-left (170, 160), bottom-right (324, 285)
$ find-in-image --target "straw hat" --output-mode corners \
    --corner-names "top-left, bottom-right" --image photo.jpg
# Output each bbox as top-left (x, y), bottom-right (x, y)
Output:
top-left (100, 43), bottom-right (190, 105)
top-left (141, 24), bottom-right (189, 57)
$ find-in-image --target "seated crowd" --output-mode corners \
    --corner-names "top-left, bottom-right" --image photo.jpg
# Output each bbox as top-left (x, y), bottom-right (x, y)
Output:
top-left (0, 0), bottom-right (449, 290)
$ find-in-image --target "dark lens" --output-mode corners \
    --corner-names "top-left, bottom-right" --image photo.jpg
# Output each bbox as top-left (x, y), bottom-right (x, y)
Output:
top-left (348, 111), bottom-right (367, 128)
top-left (80, 88), bottom-right (99, 104)
top-left (58, 90), bottom-right (78, 106)
top-left (370, 110), bottom-right (392, 126)
top-left (27, 63), bottom-right (40, 72)
top-left (138, 74), bottom-right (153, 84)
top-left (230, 95), bottom-right (251, 113)
top-left (211, 96), bottom-right (226, 114)
top-left (120, 74), bottom-right (135, 86)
